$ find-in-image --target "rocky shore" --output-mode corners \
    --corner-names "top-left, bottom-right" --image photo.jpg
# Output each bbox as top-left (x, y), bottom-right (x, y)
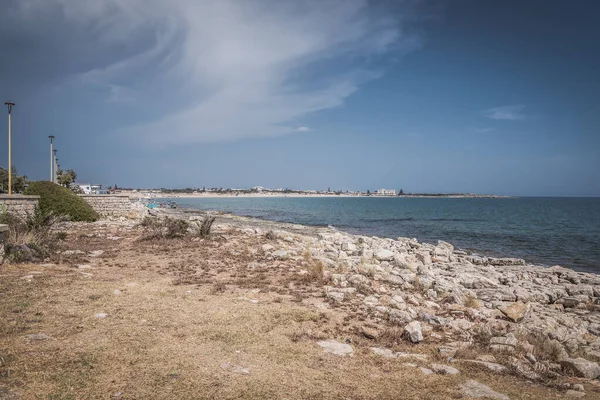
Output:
top-left (3, 206), bottom-right (599, 398)
top-left (156, 207), bottom-right (600, 393)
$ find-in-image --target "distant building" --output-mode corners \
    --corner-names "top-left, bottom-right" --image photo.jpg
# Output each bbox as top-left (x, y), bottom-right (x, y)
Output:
top-left (252, 186), bottom-right (264, 192)
top-left (91, 184), bottom-right (103, 194)
top-left (77, 183), bottom-right (92, 194)
top-left (77, 184), bottom-right (105, 194)
top-left (374, 189), bottom-right (396, 196)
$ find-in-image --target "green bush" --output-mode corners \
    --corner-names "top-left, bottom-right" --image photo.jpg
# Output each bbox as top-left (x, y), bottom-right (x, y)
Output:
top-left (24, 181), bottom-right (99, 222)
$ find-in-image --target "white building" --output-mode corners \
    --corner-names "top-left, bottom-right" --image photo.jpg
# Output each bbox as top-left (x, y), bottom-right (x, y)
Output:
top-left (76, 183), bottom-right (103, 194)
top-left (77, 183), bottom-right (92, 194)
top-left (374, 189), bottom-right (396, 196)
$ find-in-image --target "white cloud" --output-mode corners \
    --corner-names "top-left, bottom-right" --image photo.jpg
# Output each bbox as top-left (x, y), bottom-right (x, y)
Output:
top-left (12, 0), bottom-right (418, 144)
top-left (295, 126), bottom-right (311, 132)
top-left (484, 104), bottom-right (527, 120)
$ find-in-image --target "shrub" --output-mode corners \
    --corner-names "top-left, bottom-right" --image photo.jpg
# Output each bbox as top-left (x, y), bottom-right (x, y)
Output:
top-left (24, 181), bottom-right (98, 222)
top-left (0, 207), bottom-right (60, 262)
top-left (191, 215), bottom-right (216, 238)
top-left (139, 216), bottom-right (189, 240)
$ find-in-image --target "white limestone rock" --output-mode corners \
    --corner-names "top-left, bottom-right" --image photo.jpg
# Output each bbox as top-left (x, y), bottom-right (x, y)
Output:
top-left (560, 358), bottom-right (600, 379)
top-left (375, 249), bottom-right (395, 261)
top-left (317, 340), bottom-right (353, 356)
top-left (403, 321), bottom-right (423, 343)
top-left (459, 380), bottom-right (509, 400)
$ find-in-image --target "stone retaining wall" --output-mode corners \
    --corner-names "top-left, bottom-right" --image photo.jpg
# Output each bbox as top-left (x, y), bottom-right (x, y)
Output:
top-left (79, 195), bottom-right (133, 217)
top-left (0, 195), bottom-right (40, 217)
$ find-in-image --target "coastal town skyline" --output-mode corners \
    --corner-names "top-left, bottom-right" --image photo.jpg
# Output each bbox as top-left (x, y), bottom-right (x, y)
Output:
top-left (1, 0), bottom-right (599, 197)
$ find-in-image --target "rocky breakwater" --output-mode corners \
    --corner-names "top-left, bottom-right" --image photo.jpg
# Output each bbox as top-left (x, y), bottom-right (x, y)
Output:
top-left (261, 227), bottom-right (600, 385)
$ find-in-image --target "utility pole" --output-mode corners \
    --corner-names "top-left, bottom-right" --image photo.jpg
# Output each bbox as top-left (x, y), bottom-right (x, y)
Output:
top-left (4, 102), bottom-right (15, 195)
top-left (48, 135), bottom-right (55, 182)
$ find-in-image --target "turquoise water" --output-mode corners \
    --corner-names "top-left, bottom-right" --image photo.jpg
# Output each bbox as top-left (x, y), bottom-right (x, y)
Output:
top-left (167, 197), bottom-right (600, 273)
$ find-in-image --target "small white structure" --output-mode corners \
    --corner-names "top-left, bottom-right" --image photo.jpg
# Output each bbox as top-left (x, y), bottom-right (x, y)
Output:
top-left (77, 183), bottom-right (104, 194)
top-left (91, 184), bottom-right (103, 194)
top-left (375, 189), bottom-right (396, 196)
top-left (77, 183), bottom-right (92, 194)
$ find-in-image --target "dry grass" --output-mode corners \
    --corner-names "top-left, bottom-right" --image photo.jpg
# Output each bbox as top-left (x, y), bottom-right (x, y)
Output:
top-left (0, 221), bottom-right (577, 400)
top-left (301, 250), bottom-right (325, 284)
top-left (139, 216), bottom-right (190, 240)
top-left (210, 282), bottom-right (227, 294)
top-left (191, 215), bottom-right (216, 238)
top-left (464, 295), bottom-right (480, 308)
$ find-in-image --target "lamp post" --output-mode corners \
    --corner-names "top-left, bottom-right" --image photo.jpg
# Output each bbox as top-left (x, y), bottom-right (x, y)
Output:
top-left (4, 102), bottom-right (15, 195)
top-left (53, 150), bottom-right (58, 183)
top-left (48, 135), bottom-right (55, 182)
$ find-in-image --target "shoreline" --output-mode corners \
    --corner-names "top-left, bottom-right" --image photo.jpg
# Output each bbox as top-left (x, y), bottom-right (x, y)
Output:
top-left (156, 205), bottom-right (584, 274)
top-left (152, 205), bottom-right (600, 281)
top-left (124, 192), bottom-right (512, 199)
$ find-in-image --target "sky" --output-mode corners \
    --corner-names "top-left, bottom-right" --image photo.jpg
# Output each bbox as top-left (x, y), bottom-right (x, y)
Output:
top-left (0, 0), bottom-right (599, 196)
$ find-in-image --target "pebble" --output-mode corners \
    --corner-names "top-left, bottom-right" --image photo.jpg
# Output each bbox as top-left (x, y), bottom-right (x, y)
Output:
top-left (236, 297), bottom-right (259, 304)
top-left (25, 333), bottom-right (52, 341)
top-left (370, 347), bottom-right (396, 358)
top-left (430, 364), bottom-right (460, 375)
top-left (221, 363), bottom-right (250, 375)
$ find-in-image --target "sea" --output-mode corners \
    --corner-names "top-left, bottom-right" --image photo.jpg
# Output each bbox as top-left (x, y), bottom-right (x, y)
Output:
top-left (165, 197), bottom-right (600, 273)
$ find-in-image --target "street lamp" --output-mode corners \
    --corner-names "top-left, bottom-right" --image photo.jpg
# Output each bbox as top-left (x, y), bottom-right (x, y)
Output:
top-left (48, 135), bottom-right (55, 182)
top-left (4, 102), bottom-right (15, 195)
top-left (53, 150), bottom-right (58, 183)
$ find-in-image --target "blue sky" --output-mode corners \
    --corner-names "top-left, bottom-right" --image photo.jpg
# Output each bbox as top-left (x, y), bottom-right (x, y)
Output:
top-left (0, 0), bottom-right (598, 196)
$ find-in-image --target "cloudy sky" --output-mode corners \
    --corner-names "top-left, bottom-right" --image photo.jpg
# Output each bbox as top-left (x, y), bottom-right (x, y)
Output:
top-left (1, 0), bottom-right (598, 196)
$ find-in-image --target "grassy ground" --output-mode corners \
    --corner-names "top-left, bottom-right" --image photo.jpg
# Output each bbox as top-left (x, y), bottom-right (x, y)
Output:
top-left (0, 221), bottom-right (592, 399)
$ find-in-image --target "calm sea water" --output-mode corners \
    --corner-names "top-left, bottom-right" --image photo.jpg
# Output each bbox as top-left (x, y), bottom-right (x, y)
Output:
top-left (166, 197), bottom-right (600, 273)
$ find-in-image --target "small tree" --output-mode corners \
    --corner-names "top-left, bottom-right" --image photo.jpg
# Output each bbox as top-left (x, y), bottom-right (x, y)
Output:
top-left (399, 188), bottom-right (404, 195)
top-left (366, 189), bottom-right (370, 195)
top-left (0, 166), bottom-right (28, 193)
top-left (57, 169), bottom-right (77, 188)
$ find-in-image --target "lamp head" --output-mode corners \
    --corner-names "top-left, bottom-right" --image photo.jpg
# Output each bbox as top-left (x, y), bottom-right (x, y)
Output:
top-left (4, 102), bottom-right (15, 113)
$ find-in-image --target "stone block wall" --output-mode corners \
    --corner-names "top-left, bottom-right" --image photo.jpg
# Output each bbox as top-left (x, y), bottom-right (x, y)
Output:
top-left (79, 195), bottom-right (133, 217)
top-left (0, 195), bottom-right (40, 217)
